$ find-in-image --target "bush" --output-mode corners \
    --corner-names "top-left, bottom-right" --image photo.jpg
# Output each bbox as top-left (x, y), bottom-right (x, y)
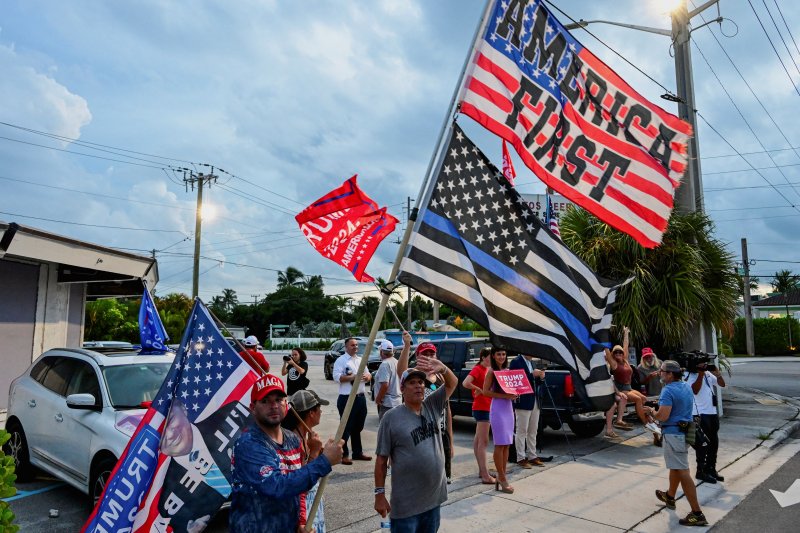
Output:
top-left (730, 317), bottom-right (800, 355)
top-left (0, 430), bottom-right (20, 532)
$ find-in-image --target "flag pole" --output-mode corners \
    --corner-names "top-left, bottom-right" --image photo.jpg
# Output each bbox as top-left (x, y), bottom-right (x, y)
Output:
top-left (305, 1), bottom-right (495, 529)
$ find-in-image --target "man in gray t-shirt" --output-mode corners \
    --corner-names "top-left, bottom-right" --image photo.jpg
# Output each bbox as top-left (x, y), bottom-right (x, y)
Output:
top-left (374, 355), bottom-right (457, 532)
top-left (375, 339), bottom-right (401, 421)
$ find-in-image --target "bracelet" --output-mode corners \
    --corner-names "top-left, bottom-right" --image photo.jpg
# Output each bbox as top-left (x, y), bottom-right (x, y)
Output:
top-left (374, 487), bottom-right (386, 495)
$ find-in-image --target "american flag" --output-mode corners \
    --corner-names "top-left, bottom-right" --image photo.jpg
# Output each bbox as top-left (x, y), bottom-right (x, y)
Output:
top-left (398, 123), bottom-right (623, 410)
top-left (84, 299), bottom-right (258, 533)
top-left (501, 139), bottom-right (516, 186)
top-left (460, 0), bottom-right (692, 248)
top-left (545, 193), bottom-right (561, 238)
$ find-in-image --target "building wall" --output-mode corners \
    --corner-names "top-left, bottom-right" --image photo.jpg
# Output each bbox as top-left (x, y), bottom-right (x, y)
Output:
top-left (0, 259), bottom-right (86, 410)
top-left (0, 260), bottom-right (40, 410)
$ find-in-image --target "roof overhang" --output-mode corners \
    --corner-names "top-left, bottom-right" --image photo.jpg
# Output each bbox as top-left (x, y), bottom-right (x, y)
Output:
top-left (0, 221), bottom-right (158, 298)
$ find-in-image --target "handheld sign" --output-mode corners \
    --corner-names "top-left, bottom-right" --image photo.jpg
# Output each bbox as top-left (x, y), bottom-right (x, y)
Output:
top-left (493, 369), bottom-right (533, 395)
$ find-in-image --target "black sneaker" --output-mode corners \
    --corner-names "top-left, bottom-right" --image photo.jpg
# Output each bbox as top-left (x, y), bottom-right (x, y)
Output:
top-left (678, 511), bottom-right (709, 526)
top-left (709, 469), bottom-right (725, 482)
top-left (696, 471), bottom-right (717, 484)
top-left (655, 489), bottom-right (676, 510)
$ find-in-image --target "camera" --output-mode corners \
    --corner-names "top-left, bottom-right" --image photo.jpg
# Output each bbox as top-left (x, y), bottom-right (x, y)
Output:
top-left (282, 355), bottom-right (291, 362)
top-left (670, 350), bottom-right (714, 373)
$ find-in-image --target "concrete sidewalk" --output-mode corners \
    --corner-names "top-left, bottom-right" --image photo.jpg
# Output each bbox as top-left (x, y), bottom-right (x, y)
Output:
top-left (431, 387), bottom-right (800, 532)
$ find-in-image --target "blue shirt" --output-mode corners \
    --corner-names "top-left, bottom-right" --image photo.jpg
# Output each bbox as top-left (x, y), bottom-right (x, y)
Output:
top-left (229, 423), bottom-right (332, 533)
top-left (658, 381), bottom-right (693, 435)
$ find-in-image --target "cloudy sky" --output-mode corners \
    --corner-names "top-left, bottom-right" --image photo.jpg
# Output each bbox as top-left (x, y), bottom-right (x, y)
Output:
top-left (1, 0), bottom-right (798, 303)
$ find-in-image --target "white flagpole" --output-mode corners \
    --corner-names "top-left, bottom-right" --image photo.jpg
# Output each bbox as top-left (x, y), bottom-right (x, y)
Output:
top-left (305, 1), bottom-right (497, 528)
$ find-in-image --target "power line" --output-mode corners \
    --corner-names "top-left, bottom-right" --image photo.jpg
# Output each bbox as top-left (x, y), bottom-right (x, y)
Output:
top-left (773, 0), bottom-right (800, 58)
top-left (0, 210), bottom-right (189, 233)
top-left (747, 0), bottom-right (800, 98)
top-left (692, 40), bottom-right (800, 201)
top-left (761, 0), bottom-right (800, 79)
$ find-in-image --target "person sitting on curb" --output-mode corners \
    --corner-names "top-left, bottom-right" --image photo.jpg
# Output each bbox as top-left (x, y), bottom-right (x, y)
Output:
top-left (647, 360), bottom-right (709, 527)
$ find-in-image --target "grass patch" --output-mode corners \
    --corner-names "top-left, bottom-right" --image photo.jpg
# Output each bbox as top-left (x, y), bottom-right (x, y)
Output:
top-left (757, 432), bottom-right (772, 441)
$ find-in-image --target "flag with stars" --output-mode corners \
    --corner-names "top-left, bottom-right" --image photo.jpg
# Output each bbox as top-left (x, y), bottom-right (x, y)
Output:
top-left (84, 299), bottom-right (259, 533)
top-left (460, 0), bottom-right (692, 248)
top-left (545, 193), bottom-right (561, 238)
top-left (398, 123), bottom-right (624, 411)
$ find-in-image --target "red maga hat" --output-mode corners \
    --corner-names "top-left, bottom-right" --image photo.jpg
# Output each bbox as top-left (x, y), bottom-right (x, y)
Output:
top-left (251, 374), bottom-right (287, 402)
top-left (415, 342), bottom-right (437, 355)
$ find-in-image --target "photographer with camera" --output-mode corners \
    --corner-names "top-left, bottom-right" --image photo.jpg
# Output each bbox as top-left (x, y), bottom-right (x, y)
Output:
top-left (686, 357), bottom-right (726, 484)
top-left (281, 347), bottom-right (310, 395)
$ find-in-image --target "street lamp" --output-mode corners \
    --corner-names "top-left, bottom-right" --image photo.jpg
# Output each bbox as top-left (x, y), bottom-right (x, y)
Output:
top-left (565, 0), bottom-right (721, 215)
top-left (566, 0), bottom-right (722, 351)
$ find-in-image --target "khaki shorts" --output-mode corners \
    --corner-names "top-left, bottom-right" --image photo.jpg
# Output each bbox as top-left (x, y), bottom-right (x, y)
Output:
top-left (663, 433), bottom-right (689, 470)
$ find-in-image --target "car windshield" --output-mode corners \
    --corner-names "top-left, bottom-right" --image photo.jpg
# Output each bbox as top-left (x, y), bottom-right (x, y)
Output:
top-left (360, 342), bottom-right (381, 359)
top-left (102, 363), bottom-right (172, 409)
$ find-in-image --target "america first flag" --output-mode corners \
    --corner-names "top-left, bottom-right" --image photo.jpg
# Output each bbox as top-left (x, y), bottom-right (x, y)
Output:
top-left (83, 299), bottom-right (258, 533)
top-left (460, 0), bottom-right (692, 248)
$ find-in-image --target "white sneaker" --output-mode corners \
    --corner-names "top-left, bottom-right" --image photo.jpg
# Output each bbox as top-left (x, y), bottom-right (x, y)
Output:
top-left (645, 422), bottom-right (661, 435)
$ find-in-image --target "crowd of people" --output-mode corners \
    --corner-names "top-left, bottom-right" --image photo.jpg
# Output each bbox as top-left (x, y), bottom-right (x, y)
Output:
top-left (226, 333), bottom-right (726, 532)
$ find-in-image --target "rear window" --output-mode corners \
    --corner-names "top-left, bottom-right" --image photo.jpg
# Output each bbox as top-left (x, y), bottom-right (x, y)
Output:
top-left (30, 357), bottom-right (57, 384)
top-left (102, 363), bottom-right (172, 409)
top-left (41, 358), bottom-right (83, 396)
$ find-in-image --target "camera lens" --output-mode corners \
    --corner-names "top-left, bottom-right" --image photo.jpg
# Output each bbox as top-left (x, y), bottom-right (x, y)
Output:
top-left (283, 355), bottom-right (291, 361)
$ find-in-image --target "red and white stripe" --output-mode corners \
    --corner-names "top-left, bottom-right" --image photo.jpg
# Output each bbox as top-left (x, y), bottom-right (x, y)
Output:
top-left (461, 42), bottom-right (691, 248)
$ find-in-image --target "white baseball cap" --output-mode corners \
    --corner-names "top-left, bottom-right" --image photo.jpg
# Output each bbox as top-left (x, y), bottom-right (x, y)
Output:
top-left (380, 339), bottom-right (394, 352)
top-left (244, 335), bottom-right (259, 347)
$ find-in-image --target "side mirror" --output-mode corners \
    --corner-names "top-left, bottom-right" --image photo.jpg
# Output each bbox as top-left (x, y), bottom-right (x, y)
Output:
top-left (66, 393), bottom-right (100, 411)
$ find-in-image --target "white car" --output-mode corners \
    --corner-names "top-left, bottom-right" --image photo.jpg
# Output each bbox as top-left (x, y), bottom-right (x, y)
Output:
top-left (4, 347), bottom-right (174, 503)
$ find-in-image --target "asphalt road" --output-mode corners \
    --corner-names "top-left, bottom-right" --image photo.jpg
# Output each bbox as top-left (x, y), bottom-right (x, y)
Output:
top-left (711, 425), bottom-right (800, 532)
top-left (726, 357), bottom-right (800, 399)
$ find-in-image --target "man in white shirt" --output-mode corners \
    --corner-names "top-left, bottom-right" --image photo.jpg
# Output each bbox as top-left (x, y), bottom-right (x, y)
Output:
top-left (333, 337), bottom-right (372, 465)
top-left (686, 361), bottom-right (726, 484)
top-left (374, 338), bottom-right (402, 422)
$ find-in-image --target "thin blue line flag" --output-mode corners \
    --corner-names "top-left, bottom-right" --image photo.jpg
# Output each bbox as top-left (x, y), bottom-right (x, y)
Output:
top-left (139, 286), bottom-right (170, 354)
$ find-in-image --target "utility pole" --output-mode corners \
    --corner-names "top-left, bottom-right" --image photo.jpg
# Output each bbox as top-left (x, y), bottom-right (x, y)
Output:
top-left (741, 238), bottom-right (755, 356)
top-left (251, 294), bottom-right (259, 306)
top-left (184, 168), bottom-right (217, 298)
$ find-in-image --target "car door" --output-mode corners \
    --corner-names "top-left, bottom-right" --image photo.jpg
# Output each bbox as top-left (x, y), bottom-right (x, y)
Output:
top-left (59, 359), bottom-right (104, 486)
top-left (29, 356), bottom-right (82, 472)
top-left (14, 356), bottom-right (59, 462)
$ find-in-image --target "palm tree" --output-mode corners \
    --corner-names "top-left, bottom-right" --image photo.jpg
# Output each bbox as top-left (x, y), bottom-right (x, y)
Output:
top-left (277, 266), bottom-right (305, 289)
top-left (303, 274), bottom-right (324, 292)
top-left (771, 270), bottom-right (799, 294)
top-left (560, 208), bottom-right (739, 351)
top-left (221, 288), bottom-right (239, 312)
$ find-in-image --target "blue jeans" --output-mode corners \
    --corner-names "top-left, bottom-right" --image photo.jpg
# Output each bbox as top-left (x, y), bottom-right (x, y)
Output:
top-left (391, 506), bottom-right (441, 533)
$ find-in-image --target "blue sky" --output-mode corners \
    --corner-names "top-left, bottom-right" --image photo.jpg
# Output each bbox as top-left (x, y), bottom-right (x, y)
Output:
top-left (1, 0), bottom-right (799, 302)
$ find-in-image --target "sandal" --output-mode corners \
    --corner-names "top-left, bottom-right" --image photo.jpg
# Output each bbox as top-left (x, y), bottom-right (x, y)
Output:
top-left (604, 431), bottom-right (620, 439)
top-left (613, 420), bottom-right (634, 430)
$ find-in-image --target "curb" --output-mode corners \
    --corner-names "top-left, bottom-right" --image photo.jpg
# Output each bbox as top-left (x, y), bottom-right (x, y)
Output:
top-left (734, 386), bottom-right (800, 449)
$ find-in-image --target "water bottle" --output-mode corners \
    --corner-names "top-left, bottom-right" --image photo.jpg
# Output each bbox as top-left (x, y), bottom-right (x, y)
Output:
top-left (380, 518), bottom-right (391, 529)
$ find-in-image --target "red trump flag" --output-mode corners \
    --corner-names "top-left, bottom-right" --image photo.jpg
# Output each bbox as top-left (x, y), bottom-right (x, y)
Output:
top-left (460, 0), bottom-right (692, 247)
top-left (296, 175), bottom-right (398, 282)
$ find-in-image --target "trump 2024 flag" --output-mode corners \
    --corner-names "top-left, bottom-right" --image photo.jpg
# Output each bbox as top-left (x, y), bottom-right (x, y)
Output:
top-left (460, 0), bottom-right (692, 248)
top-left (296, 175), bottom-right (398, 282)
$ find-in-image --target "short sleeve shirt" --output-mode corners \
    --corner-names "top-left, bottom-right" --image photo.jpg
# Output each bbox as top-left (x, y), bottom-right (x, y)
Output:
top-left (685, 372), bottom-right (718, 415)
top-left (658, 381), bottom-right (693, 435)
top-left (468, 365), bottom-right (491, 412)
top-left (375, 386), bottom-right (448, 519)
top-left (375, 358), bottom-right (401, 408)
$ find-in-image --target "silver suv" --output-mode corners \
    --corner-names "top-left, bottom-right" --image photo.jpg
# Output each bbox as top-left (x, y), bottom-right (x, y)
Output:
top-left (4, 347), bottom-right (174, 503)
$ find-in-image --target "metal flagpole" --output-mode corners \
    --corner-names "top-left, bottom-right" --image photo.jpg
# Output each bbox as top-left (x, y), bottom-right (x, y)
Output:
top-left (305, 1), bottom-right (496, 528)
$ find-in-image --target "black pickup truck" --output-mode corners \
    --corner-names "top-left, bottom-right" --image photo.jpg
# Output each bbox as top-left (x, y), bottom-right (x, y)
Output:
top-left (433, 337), bottom-right (605, 438)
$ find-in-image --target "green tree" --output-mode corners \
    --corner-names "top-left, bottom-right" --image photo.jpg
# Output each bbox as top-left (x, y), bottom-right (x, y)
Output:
top-left (84, 299), bottom-right (138, 342)
top-left (277, 267), bottom-right (305, 289)
top-left (771, 270), bottom-right (799, 294)
top-left (155, 293), bottom-right (192, 341)
top-left (560, 208), bottom-right (739, 352)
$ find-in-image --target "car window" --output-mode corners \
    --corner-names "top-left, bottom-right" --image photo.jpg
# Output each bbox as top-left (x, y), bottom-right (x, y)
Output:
top-left (102, 363), bottom-right (172, 408)
top-left (41, 357), bottom-right (83, 396)
top-left (437, 343), bottom-right (456, 367)
top-left (66, 361), bottom-right (102, 406)
top-left (358, 341), bottom-right (380, 359)
top-left (30, 356), bottom-right (57, 384)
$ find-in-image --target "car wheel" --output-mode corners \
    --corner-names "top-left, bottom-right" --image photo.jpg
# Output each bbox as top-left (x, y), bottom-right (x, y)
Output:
top-left (567, 418), bottom-right (605, 438)
top-left (91, 456), bottom-right (117, 506)
top-left (3, 421), bottom-right (33, 481)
